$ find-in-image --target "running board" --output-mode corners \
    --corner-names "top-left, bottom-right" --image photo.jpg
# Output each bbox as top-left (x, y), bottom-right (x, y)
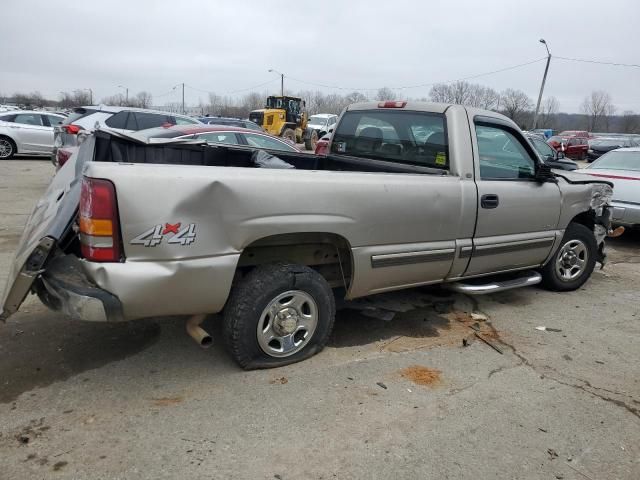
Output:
top-left (445, 271), bottom-right (542, 295)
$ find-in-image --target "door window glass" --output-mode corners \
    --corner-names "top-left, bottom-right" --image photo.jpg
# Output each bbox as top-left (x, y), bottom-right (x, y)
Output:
top-left (244, 133), bottom-right (297, 151)
top-left (194, 132), bottom-right (239, 145)
top-left (13, 114), bottom-right (44, 126)
top-left (46, 115), bottom-right (64, 126)
top-left (134, 112), bottom-right (174, 130)
top-left (475, 124), bottom-right (536, 179)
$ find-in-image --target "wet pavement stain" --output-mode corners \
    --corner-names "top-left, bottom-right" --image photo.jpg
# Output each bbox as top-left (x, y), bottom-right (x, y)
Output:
top-left (0, 309), bottom-right (161, 403)
top-left (400, 365), bottom-right (442, 386)
top-left (329, 288), bottom-right (502, 353)
top-left (151, 396), bottom-right (184, 407)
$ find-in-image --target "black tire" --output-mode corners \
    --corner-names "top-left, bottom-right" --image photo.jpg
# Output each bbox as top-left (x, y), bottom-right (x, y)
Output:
top-left (540, 223), bottom-right (597, 291)
top-left (223, 263), bottom-right (336, 369)
top-left (0, 136), bottom-right (16, 160)
top-left (304, 130), bottom-right (318, 151)
top-left (282, 128), bottom-right (296, 143)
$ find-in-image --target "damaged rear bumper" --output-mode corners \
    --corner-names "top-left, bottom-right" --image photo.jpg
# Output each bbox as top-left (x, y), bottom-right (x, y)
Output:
top-left (35, 255), bottom-right (124, 322)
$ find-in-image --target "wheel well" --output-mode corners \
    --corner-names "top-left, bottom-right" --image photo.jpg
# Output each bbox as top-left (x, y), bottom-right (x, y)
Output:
top-left (237, 233), bottom-right (353, 290)
top-left (0, 135), bottom-right (17, 151)
top-left (570, 211), bottom-right (595, 231)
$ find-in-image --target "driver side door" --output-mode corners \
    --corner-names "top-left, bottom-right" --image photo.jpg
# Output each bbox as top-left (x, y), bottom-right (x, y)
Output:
top-left (465, 119), bottom-right (562, 276)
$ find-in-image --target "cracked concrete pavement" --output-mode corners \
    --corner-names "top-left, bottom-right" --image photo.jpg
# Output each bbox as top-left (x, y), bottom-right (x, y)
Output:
top-left (0, 159), bottom-right (639, 479)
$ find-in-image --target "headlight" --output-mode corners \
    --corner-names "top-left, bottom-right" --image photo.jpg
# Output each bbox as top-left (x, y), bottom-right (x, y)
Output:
top-left (590, 184), bottom-right (613, 211)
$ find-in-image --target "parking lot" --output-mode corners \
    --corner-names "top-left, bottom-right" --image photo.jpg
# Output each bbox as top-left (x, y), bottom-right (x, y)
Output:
top-left (0, 157), bottom-right (637, 479)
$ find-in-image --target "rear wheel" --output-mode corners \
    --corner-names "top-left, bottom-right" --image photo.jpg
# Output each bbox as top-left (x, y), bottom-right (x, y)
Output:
top-left (223, 263), bottom-right (336, 369)
top-left (0, 136), bottom-right (16, 159)
top-left (282, 128), bottom-right (296, 143)
top-left (304, 130), bottom-right (318, 151)
top-left (540, 223), bottom-right (597, 291)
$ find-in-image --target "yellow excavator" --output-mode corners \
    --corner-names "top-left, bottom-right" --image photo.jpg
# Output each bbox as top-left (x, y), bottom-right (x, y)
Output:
top-left (249, 96), bottom-right (308, 144)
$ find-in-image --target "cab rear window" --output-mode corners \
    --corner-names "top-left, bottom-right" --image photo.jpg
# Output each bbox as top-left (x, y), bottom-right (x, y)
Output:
top-left (330, 110), bottom-right (449, 169)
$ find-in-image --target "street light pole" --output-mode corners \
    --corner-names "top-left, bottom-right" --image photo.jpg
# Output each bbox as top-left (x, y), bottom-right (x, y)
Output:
top-left (269, 69), bottom-right (284, 96)
top-left (118, 85), bottom-right (129, 104)
top-left (532, 39), bottom-right (551, 130)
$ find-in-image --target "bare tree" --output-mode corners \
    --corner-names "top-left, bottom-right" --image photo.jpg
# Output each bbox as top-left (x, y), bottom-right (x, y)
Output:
top-left (429, 81), bottom-right (499, 110)
top-left (345, 91), bottom-right (368, 105)
top-left (100, 93), bottom-right (127, 106)
top-left (375, 87), bottom-right (396, 101)
top-left (135, 91), bottom-right (153, 109)
top-left (500, 89), bottom-right (533, 125)
top-left (538, 96), bottom-right (560, 128)
top-left (581, 90), bottom-right (615, 132)
top-left (620, 110), bottom-right (639, 134)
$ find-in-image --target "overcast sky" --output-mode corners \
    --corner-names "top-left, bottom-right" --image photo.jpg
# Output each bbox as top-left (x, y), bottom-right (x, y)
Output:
top-left (1, 0), bottom-right (639, 113)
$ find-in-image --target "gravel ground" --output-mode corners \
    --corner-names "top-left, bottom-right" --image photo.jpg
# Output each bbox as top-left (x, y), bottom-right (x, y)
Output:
top-left (0, 158), bottom-right (638, 479)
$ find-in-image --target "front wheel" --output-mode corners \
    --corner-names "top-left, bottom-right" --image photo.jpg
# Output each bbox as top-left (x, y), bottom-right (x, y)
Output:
top-left (540, 223), bottom-right (597, 291)
top-left (282, 128), bottom-right (296, 144)
top-left (0, 136), bottom-right (16, 159)
top-left (304, 130), bottom-right (318, 151)
top-left (223, 263), bottom-right (336, 369)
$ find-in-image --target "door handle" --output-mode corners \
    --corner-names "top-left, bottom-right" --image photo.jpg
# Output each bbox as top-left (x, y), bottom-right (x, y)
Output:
top-left (481, 194), bottom-right (499, 209)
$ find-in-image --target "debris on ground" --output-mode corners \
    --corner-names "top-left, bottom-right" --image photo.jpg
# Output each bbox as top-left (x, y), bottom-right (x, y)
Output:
top-left (376, 382), bottom-right (387, 390)
top-left (473, 332), bottom-right (503, 354)
top-left (547, 448), bottom-right (559, 460)
top-left (535, 326), bottom-right (563, 332)
top-left (399, 366), bottom-right (441, 386)
top-left (269, 377), bottom-right (288, 385)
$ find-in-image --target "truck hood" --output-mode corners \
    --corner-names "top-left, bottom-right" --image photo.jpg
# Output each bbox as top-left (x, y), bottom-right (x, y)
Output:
top-left (553, 169), bottom-right (614, 187)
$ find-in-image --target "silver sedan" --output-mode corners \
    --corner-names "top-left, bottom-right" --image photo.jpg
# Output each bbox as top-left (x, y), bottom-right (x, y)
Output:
top-left (579, 147), bottom-right (640, 229)
top-left (0, 110), bottom-right (65, 159)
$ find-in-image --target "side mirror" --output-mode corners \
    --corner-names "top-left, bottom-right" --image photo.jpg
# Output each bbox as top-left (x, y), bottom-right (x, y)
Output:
top-left (557, 151), bottom-right (565, 159)
top-left (328, 128), bottom-right (334, 133)
top-left (535, 162), bottom-right (556, 182)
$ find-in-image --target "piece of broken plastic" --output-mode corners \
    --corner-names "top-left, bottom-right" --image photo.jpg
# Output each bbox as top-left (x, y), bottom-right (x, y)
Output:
top-left (251, 150), bottom-right (295, 169)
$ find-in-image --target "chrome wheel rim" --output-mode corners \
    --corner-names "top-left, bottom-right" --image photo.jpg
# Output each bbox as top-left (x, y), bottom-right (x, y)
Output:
top-left (0, 139), bottom-right (12, 158)
top-left (256, 290), bottom-right (318, 358)
top-left (555, 239), bottom-right (588, 281)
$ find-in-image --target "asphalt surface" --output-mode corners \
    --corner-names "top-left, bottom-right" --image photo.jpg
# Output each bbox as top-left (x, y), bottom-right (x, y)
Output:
top-left (0, 158), bottom-right (639, 479)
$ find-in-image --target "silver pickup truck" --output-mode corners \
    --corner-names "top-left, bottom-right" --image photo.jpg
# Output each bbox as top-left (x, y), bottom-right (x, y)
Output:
top-left (1, 102), bottom-right (613, 369)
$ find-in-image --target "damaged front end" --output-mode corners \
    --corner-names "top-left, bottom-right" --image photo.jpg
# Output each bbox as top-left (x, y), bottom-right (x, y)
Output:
top-left (589, 183), bottom-right (614, 266)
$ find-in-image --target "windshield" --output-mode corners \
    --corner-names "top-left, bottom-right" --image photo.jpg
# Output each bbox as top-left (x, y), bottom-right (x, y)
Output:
top-left (308, 116), bottom-right (328, 126)
top-left (548, 136), bottom-right (569, 143)
top-left (331, 110), bottom-right (448, 169)
top-left (587, 151), bottom-right (640, 171)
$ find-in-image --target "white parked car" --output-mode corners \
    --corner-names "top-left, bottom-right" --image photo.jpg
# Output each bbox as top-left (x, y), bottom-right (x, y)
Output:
top-left (53, 106), bottom-right (202, 167)
top-left (0, 110), bottom-right (66, 159)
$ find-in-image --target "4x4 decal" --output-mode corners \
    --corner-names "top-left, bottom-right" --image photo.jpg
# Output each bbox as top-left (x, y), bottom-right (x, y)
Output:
top-left (131, 223), bottom-right (196, 247)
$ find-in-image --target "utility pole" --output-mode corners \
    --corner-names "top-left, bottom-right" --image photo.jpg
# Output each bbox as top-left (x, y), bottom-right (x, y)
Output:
top-left (182, 82), bottom-right (185, 114)
top-left (87, 88), bottom-right (93, 105)
top-left (269, 69), bottom-right (285, 96)
top-left (118, 85), bottom-right (129, 105)
top-left (532, 39), bottom-right (551, 130)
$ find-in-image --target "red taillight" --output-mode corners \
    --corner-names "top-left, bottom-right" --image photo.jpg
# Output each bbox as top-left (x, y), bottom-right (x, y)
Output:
top-left (57, 149), bottom-right (72, 167)
top-left (378, 101), bottom-right (407, 108)
top-left (79, 177), bottom-right (122, 262)
top-left (63, 124), bottom-right (82, 135)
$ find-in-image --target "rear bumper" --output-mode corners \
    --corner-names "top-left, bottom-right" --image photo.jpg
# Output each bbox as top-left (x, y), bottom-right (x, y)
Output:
top-left (35, 255), bottom-right (124, 322)
top-left (611, 200), bottom-right (640, 227)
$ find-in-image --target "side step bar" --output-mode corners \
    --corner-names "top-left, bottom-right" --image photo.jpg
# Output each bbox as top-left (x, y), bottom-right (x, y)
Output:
top-left (445, 271), bottom-right (542, 295)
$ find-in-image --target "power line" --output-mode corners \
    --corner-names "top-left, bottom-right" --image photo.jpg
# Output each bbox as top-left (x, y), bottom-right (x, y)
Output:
top-left (554, 56), bottom-right (640, 69)
top-left (285, 57), bottom-right (547, 92)
top-left (184, 78), bottom-right (278, 96)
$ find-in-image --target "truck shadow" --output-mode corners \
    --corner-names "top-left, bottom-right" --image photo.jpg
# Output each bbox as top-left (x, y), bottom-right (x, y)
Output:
top-left (0, 308), bottom-right (161, 404)
top-left (329, 288), bottom-right (474, 350)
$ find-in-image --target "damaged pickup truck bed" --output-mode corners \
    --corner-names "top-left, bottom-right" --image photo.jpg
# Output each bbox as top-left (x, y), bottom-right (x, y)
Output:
top-left (1, 102), bottom-right (614, 369)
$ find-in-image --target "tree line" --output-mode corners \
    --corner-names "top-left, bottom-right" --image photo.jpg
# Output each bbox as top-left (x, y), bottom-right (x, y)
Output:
top-left (2, 83), bottom-right (638, 133)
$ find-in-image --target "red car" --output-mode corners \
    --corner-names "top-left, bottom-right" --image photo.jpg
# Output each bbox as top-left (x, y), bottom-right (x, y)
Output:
top-left (558, 130), bottom-right (593, 138)
top-left (314, 132), bottom-right (331, 155)
top-left (547, 135), bottom-right (589, 160)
